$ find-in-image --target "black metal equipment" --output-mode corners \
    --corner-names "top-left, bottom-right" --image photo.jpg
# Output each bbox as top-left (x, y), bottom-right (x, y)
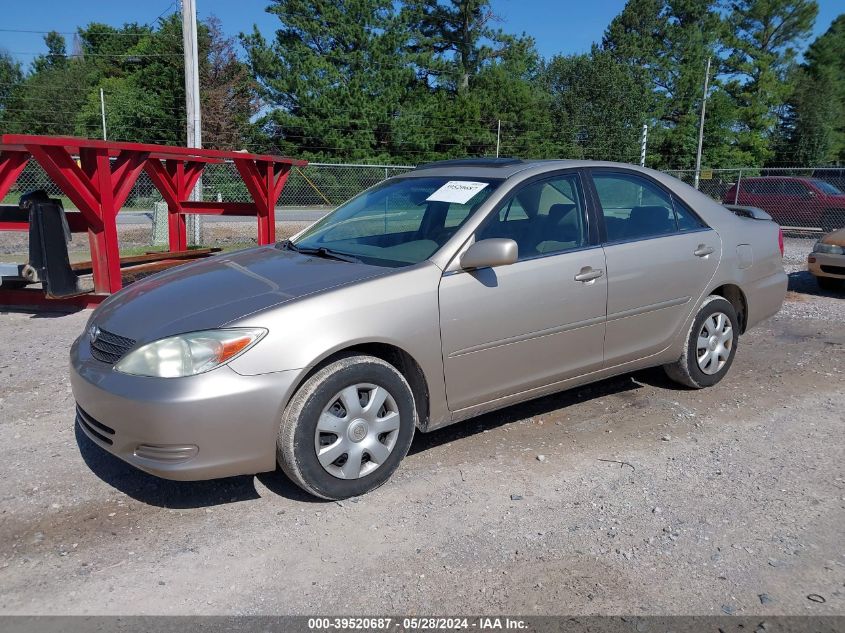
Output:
top-left (18, 190), bottom-right (86, 298)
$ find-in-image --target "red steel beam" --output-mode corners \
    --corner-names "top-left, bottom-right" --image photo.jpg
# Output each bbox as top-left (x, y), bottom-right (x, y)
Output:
top-left (26, 145), bottom-right (102, 230)
top-left (110, 150), bottom-right (150, 213)
top-left (179, 201), bottom-right (259, 215)
top-left (1, 135), bottom-right (305, 301)
top-left (0, 151), bottom-right (29, 202)
top-left (0, 288), bottom-right (108, 309)
top-left (2, 135), bottom-right (307, 166)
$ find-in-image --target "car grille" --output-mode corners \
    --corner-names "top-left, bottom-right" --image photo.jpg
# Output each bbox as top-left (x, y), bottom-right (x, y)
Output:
top-left (820, 264), bottom-right (845, 276)
top-left (90, 327), bottom-right (136, 364)
top-left (76, 405), bottom-right (115, 445)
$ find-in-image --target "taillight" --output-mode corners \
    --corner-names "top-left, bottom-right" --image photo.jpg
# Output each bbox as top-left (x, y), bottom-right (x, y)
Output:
top-left (778, 227), bottom-right (784, 257)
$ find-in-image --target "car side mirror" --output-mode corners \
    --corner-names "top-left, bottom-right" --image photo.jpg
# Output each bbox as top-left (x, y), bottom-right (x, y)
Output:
top-left (460, 238), bottom-right (518, 270)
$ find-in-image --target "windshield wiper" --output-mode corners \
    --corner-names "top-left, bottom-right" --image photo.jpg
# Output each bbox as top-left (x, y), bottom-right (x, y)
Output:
top-left (278, 239), bottom-right (362, 263)
top-left (295, 245), bottom-right (362, 264)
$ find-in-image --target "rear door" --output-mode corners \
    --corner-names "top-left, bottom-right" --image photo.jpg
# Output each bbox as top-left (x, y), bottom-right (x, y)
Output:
top-left (587, 169), bottom-right (721, 366)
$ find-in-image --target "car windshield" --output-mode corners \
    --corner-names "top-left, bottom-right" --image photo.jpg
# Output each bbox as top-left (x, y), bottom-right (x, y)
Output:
top-left (291, 176), bottom-right (501, 267)
top-left (811, 179), bottom-right (843, 195)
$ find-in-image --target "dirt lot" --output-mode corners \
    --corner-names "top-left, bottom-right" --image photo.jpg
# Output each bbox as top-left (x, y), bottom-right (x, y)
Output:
top-left (0, 237), bottom-right (842, 616)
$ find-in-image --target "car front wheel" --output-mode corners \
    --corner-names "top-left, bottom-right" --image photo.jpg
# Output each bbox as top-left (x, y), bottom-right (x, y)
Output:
top-left (277, 353), bottom-right (416, 500)
top-left (664, 295), bottom-right (739, 389)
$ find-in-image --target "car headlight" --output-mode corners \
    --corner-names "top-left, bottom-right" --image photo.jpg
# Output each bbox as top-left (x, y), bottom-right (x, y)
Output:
top-left (114, 328), bottom-right (266, 377)
top-left (813, 241), bottom-right (844, 255)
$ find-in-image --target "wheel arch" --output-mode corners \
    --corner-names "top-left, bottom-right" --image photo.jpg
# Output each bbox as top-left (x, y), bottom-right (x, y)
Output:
top-left (286, 342), bottom-right (431, 432)
top-left (708, 283), bottom-right (748, 334)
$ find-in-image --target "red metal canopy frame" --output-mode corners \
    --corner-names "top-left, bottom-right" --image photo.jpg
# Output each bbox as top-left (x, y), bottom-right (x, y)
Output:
top-left (0, 134), bottom-right (307, 297)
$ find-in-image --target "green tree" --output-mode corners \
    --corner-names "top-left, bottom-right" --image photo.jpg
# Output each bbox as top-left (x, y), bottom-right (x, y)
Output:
top-left (32, 31), bottom-right (69, 73)
top-left (403, 0), bottom-right (507, 93)
top-left (0, 50), bottom-right (23, 118)
top-left (473, 36), bottom-right (555, 159)
top-left (543, 49), bottom-right (652, 162)
top-left (775, 14), bottom-right (845, 165)
top-left (723, 0), bottom-right (818, 165)
top-left (201, 16), bottom-right (260, 150)
top-left (243, 0), bottom-right (415, 161)
top-left (2, 32), bottom-right (92, 137)
top-left (602, 0), bottom-right (730, 168)
top-left (396, 1), bottom-right (554, 160)
top-left (76, 14), bottom-right (192, 145)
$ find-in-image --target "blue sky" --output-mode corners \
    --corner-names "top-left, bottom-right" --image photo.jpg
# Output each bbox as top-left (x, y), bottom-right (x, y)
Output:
top-left (0, 0), bottom-right (841, 67)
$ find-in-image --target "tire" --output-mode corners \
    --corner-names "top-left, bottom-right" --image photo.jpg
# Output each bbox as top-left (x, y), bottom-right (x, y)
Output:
top-left (664, 295), bottom-right (739, 389)
top-left (277, 354), bottom-right (416, 500)
top-left (816, 275), bottom-right (843, 291)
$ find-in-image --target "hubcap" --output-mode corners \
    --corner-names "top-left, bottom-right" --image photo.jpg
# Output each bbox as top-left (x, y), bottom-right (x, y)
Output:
top-left (696, 311), bottom-right (733, 375)
top-left (314, 383), bottom-right (401, 480)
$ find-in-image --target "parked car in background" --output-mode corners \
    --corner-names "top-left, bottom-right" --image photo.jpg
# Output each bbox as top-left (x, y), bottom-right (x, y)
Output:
top-left (723, 176), bottom-right (845, 232)
top-left (71, 159), bottom-right (787, 499)
top-left (808, 228), bottom-right (845, 291)
top-left (812, 168), bottom-right (845, 193)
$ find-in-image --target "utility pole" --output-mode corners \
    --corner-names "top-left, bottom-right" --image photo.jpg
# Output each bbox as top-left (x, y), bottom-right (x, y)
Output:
top-left (694, 56), bottom-right (712, 190)
top-left (99, 88), bottom-right (107, 140)
top-left (182, 0), bottom-right (202, 244)
top-left (640, 124), bottom-right (648, 167)
top-left (495, 120), bottom-right (501, 158)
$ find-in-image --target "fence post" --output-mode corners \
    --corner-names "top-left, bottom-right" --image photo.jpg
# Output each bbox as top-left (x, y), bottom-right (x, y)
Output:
top-left (640, 124), bottom-right (648, 167)
top-left (734, 169), bottom-right (742, 205)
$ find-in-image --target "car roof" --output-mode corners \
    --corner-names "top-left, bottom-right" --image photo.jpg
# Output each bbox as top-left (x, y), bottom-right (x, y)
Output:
top-left (406, 158), bottom-right (657, 179)
top-left (741, 176), bottom-right (814, 182)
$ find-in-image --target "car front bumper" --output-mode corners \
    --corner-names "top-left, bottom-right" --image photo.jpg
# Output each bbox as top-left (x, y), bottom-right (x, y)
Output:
top-left (70, 334), bottom-right (300, 480)
top-left (808, 251), bottom-right (845, 279)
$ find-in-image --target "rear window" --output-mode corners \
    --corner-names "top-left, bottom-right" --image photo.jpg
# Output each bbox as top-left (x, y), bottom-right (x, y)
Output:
top-left (811, 179), bottom-right (843, 195)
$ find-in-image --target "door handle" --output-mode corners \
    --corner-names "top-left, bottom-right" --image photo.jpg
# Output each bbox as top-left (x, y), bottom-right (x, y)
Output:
top-left (694, 244), bottom-right (714, 257)
top-left (574, 266), bottom-right (604, 282)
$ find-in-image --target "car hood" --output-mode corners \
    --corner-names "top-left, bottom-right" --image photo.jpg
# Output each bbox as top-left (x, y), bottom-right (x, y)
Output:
top-left (820, 227), bottom-right (845, 246)
top-left (91, 246), bottom-right (391, 342)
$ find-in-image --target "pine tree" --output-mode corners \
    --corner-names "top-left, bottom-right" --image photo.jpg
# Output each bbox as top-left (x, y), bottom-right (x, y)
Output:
top-left (723, 0), bottom-right (818, 165)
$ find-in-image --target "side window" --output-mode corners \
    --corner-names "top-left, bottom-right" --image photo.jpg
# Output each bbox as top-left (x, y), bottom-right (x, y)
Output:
top-left (592, 173), bottom-right (676, 242)
top-left (756, 179), bottom-right (780, 195)
top-left (477, 174), bottom-right (588, 260)
top-left (673, 198), bottom-right (708, 231)
top-left (781, 180), bottom-right (809, 197)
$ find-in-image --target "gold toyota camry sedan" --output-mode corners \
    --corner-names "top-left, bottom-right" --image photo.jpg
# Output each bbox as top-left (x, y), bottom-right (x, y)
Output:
top-left (808, 228), bottom-right (845, 291)
top-left (71, 159), bottom-right (787, 499)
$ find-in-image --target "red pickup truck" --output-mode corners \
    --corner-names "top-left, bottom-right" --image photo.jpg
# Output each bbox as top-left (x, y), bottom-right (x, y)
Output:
top-left (723, 176), bottom-right (845, 232)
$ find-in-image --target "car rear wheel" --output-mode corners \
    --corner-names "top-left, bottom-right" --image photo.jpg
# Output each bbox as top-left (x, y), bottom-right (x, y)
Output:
top-left (277, 354), bottom-right (416, 500)
top-left (664, 295), bottom-right (739, 389)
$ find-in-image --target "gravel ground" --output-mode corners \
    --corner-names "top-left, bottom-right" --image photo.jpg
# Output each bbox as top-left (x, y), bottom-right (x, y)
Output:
top-left (0, 236), bottom-right (842, 616)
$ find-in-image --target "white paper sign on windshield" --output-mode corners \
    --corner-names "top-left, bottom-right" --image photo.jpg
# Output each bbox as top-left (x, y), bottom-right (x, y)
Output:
top-left (426, 181), bottom-right (488, 204)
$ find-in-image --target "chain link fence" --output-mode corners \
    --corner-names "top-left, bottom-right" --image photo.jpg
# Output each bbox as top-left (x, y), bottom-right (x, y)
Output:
top-left (3, 160), bottom-right (842, 262)
top-left (665, 167), bottom-right (845, 232)
top-left (1, 159), bottom-right (415, 210)
top-left (0, 159), bottom-right (415, 254)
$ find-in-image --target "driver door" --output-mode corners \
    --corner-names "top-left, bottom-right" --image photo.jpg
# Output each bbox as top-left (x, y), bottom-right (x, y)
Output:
top-left (438, 172), bottom-right (607, 413)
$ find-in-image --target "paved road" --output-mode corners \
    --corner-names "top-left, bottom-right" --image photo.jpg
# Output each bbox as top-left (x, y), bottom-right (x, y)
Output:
top-left (116, 208), bottom-right (330, 225)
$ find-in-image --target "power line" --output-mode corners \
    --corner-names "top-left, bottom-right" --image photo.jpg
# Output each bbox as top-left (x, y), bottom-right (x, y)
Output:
top-left (0, 28), bottom-right (168, 36)
top-left (6, 51), bottom-right (182, 58)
